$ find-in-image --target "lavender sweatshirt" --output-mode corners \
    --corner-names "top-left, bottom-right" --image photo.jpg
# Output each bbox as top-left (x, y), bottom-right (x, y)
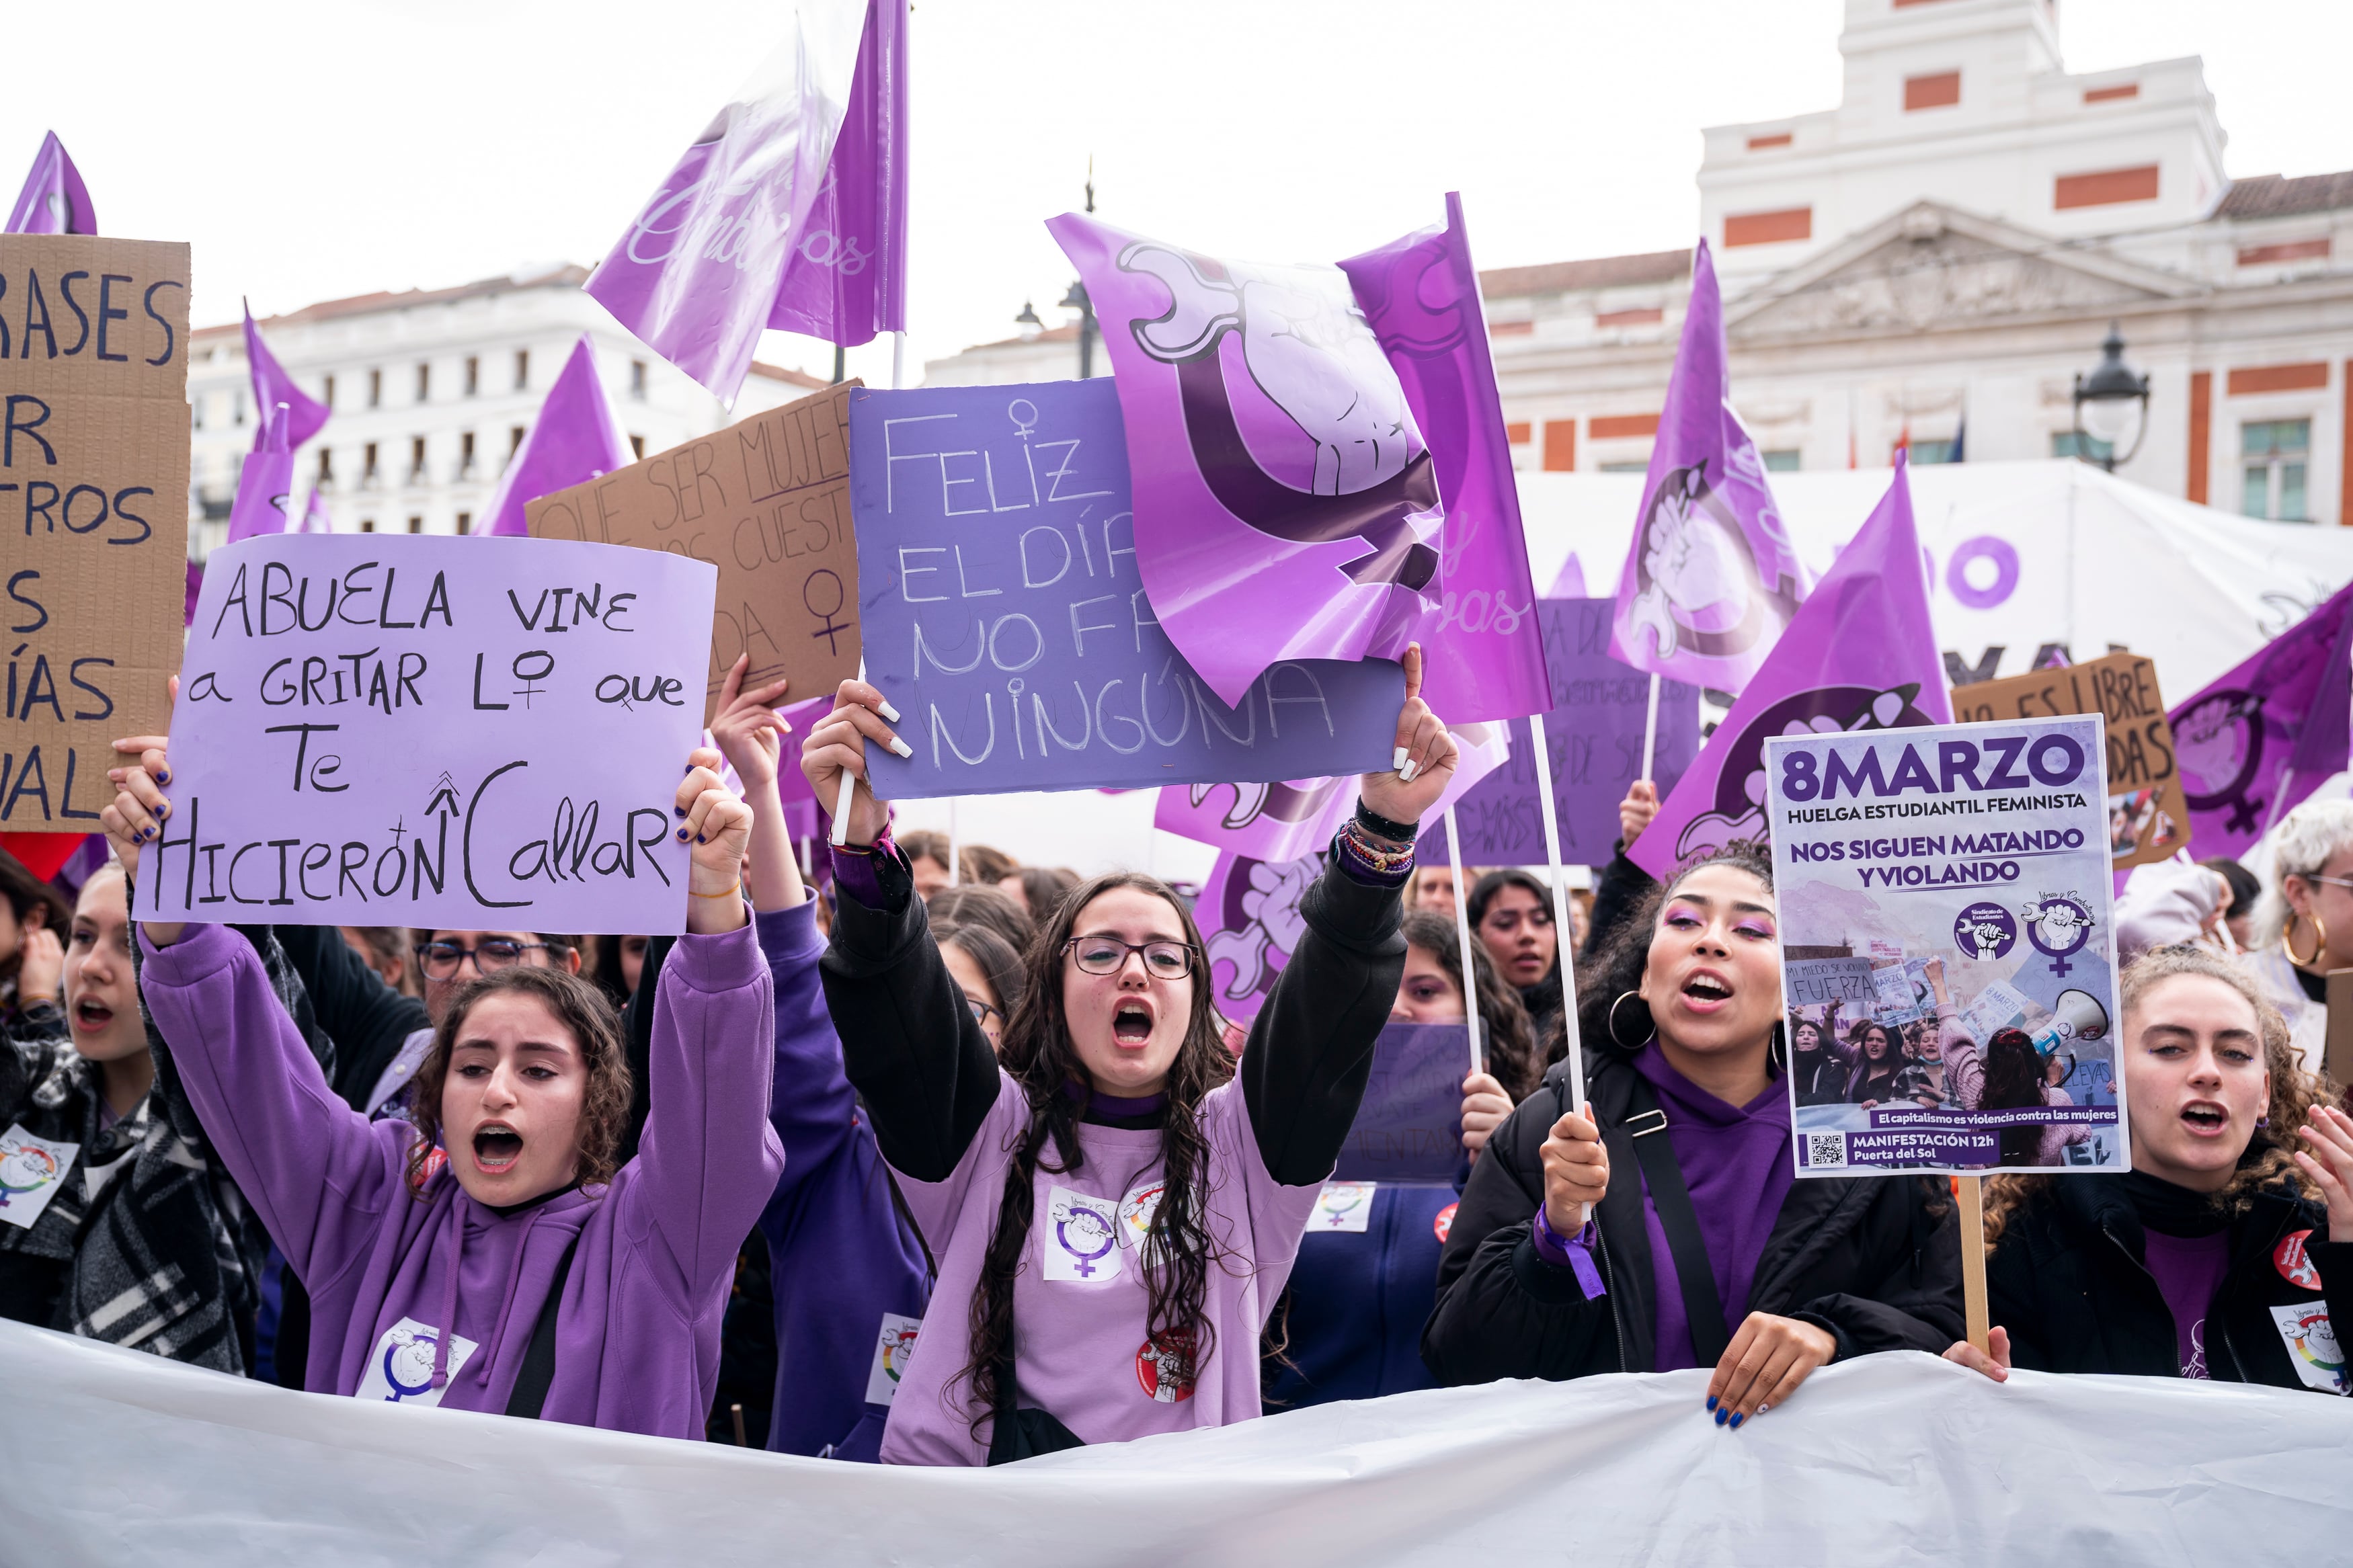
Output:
top-left (138, 920), bottom-right (782, 1438)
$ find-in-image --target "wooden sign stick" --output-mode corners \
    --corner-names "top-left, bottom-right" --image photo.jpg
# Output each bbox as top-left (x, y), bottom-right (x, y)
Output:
top-left (1956, 1173), bottom-right (1990, 1355)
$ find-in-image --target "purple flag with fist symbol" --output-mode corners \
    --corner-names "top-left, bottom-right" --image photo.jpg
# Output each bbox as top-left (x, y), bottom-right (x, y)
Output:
top-left (1629, 456), bottom-right (1950, 880)
top-left (479, 337), bottom-right (631, 538)
top-left (1607, 239), bottom-right (1810, 696)
top-left (585, 0), bottom-right (897, 401)
top-left (1051, 199), bottom-right (1549, 719)
top-left (243, 303), bottom-right (331, 453)
top-left (5, 132), bottom-right (96, 235)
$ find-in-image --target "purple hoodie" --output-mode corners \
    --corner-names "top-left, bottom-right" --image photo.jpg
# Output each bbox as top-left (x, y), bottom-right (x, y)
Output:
top-left (138, 920), bottom-right (781, 1437)
top-left (753, 903), bottom-right (930, 1458)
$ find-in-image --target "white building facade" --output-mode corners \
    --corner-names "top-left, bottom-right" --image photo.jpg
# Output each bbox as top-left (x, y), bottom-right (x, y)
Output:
top-left (186, 265), bottom-right (822, 557)
top-left (925, 0), bottom-right (2353, 527)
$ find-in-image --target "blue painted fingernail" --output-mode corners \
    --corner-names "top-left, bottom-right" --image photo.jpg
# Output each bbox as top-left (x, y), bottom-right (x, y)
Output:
top-left (674, 805), bottom-right (688, 817)
top-left (695, 833), bottom-right (706, 843)
top-left (157, 769), bottom-right (170, 784)
top-left (1705, 1395), bottom-right (1718, 1411)
top-left (1729, 1413), bottom-right (1744, 1429)
top-left (1714, 1407), bottom-right (1728, 1426)
top-left (676, 828), bottom-right (690, 842)
top-left (159, 802), bottom-right (169, 817)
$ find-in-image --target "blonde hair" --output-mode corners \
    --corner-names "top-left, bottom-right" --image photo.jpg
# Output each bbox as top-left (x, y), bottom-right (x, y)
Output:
top-left (2259, 799), bottom-right (2353, 948)
top-left (1985, 946), bottom-right (2331, 1247)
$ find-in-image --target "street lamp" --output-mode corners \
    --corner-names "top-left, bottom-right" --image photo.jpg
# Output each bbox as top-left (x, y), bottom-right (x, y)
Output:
top-left (1060, 278), bottom-right (1096, 380)
top-left (1014, 300), bottom-right (1043, 341)
top-left (2070, 321), bottom-right (2151, 472)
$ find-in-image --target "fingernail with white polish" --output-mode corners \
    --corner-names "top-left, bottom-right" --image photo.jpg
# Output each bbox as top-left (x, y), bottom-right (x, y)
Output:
top-left (879, 698), bottom-right (904, 723)
top-left (1393, 745), bottom-right (1409, 772)
top-left (887, 737), bottom-right (914, 759)
top-left (1400, 759), bottom-right (1420, 783)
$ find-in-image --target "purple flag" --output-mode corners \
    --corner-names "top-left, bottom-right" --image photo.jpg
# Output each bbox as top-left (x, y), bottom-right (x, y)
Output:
top-left (479, 337), bottom-right (631, 538)
top-left (1337, 194), bottom-right (1553, 723)
top-left (1156, 720), bottom-right (1511, 863)
top-left (299, 488), bottom-right (332, 534)
top-left (243, 303), bottom-right (330, 452)
top-left (1051, 212), bottom-right (1443, 710)
top-left (1608, 239), bottom-right (1810, 696)
top-left (1547, 554), bottom-right (1588, 599)
top-left (225, 404), bottom-right (296, 544)
top-left (1197, 849), bottom-right (1322, 1026)
top-left (1630, 456), bottom-right (1950, 880)
top-left (184, 561), bottom-right (203, 629)
top-left (2169, 581), bottom-right (2353, 860)
top-left (584, 1), bottom-right (871, 401)
top-left (768, 0), bottom-right (908, 347)
top-left (5, 132), bottom-right (96, 235)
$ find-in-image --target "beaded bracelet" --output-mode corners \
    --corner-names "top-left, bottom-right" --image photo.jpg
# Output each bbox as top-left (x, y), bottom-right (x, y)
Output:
top-left (1337, 817), bottom-right (1416, 876)
top-left (1355, 801), bottom-right (1419, 843)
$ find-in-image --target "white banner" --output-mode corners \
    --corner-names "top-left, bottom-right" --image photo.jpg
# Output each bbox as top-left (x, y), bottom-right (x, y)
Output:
top-left (5, 1321), bottom-right (2346, 1565)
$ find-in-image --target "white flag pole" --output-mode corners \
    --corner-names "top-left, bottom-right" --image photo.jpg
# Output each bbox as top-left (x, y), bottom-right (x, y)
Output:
top-left (1528, 711), bottom-right (1586, 1113)
top-left (891, 331), bottom-right (906, 390)
top-left (1443, 804), bottom-right (1483, 1081)
top-left (1639, 672), bottom-right (1661, 781)
top-left (947, 798), bottom-right (961, 886)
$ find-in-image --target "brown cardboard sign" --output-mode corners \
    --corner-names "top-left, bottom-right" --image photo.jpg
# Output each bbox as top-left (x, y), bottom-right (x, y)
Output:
top-left (1, 237), bottom-right (190, 831)
top-left (1951, 652), bottom-right (2187, 866)
top-left (526, 380), bottom-right (859, 722)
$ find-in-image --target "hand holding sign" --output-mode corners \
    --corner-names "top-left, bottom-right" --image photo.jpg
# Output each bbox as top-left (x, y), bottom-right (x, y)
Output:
top-left (1460, 1071), bottom-right (1513, 1159)
top-left (1540, 1104), bottom-right (1608, 1235)
top-left (1359, 645), bottom-right (1460, 830)
top-left (675, 764), bottom-right (752, 935)
top-left (799, 678), bottom-right (906, 848)
top-left (707, 655), bottom-right (795, 795)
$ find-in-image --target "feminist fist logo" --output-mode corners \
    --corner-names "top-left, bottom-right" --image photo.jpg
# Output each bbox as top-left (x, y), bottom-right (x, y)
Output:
top-left (1205, 855), bottom-right (1318, 1006)
top-left (1952, 903), bottom-right (2017, 962)
top-left (1625, 466), bottom-right (1802, 664)
top-left (2020, 895), bottom-right (2096, 978)
top-left (0, 1141), bottom-right (61, 1208)
top-left (2172, 690), bottom-right (2268, 834)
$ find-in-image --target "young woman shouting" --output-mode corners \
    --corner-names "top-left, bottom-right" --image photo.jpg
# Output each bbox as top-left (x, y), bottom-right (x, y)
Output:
top-left (803, 651), bottom-right (1456, 1465)
top-left (104, 751), bottom-right (782, 1436)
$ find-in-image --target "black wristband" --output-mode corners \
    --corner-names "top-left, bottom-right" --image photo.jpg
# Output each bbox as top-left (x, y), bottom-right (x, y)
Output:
top-left (1355, 802), bottom-right (1419, 843)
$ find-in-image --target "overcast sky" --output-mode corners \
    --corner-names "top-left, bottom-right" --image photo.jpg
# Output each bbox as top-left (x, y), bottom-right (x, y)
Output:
top-left (7, 1), bottom-right (2344, 387)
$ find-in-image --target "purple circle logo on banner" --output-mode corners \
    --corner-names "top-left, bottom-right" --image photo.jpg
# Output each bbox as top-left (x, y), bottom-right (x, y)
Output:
top-left (1953, 902), bottom-right (2018, 960)
top-left (2022, 895), bottom-right (2096, 977)
top-left (1946, 536), bottom-right (2020, 611)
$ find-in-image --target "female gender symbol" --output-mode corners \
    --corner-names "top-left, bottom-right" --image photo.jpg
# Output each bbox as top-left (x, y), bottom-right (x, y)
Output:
top-left (1055, 1207), bottom-right (1117, 1278)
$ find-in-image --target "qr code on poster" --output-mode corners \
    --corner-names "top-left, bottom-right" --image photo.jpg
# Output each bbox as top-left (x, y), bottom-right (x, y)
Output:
top-left (1804, 1132), bottom-right (1847, 1169)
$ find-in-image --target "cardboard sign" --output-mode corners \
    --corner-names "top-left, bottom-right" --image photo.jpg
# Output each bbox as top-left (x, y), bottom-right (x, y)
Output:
top-left (1424, 599), bottom-right (1700, 865)
top-left (526, 380), bottom-right (861, 723)
top-left (1951, 653), bottom-right (2186, 867)
top-left (846, 378), bottom-right (1403, 798)
top-left (1332, 1022), bottom-right (1468, 1182)
top-left (1, 237), bottom-right (191, 830)
top-left (1768, 715), bottom-right (2126, 1176)
top-left (151, 534), bottom-right (715, 932)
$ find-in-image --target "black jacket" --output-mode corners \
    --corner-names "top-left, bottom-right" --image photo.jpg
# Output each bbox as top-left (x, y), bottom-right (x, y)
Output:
top-left (1989, 1175), bottom-right (2352, 1394)
top-left (1423, 1048), bottom-right (1962, 1384)
top-left (272, 923), bottom-right (429, 1113)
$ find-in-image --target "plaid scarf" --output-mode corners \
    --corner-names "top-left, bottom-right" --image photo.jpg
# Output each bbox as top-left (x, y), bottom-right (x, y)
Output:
top-left (0, 925), bottom-right (332, 1373)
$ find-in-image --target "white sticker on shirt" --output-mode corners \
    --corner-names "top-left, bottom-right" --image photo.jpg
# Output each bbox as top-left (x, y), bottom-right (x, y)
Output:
top-left (864, 1311), bottom-right (924, 1405)
top-left (1041, 1185), bottom-right (1123, 1283)
top-left (354, 1317), bottom-right (482, 1407)
top-left (0, 1124), bottom-right (78, 1230)
top-left (2268, 1301), bottom-right (2350, 1395)
top-left (1117, 1181), bottom-right (1164, 1249)
top-left (1313, 1180), bottom-right (1376, 1233)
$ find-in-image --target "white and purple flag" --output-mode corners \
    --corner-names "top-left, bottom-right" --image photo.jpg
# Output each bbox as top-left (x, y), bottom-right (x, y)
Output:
top-left (1607, 239), bottom-right (1810, 696)
top-left (1049, 197), bottom-right (1552, 721)
top-left (479, 337), bottom-right (631, 538)
top-left (2168, 580), bottom-right (2353, 860)
top-left (5, 131), bottom-right (95, 235)
top-left (584, 0), bottom-right (895, 401)
top-left (1628, 455), bottom-right (1950, 880)
top-left (225, 404), bottom-right (296, 544)
top-left (243, 303), bottom-right (331, 452)
top-left (1156, 720), bottom-right (1511, 863)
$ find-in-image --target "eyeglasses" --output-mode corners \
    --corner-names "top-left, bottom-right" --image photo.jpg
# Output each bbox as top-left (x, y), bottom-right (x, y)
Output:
top-left (2301, 873), bottom-right (2353, 894)
top-left (965, 995), bottom-right (1003, 1028)
top-left (415, 938), bottom-right (553, 981)
top-left (1063, 936), bottom-right (1199, 979)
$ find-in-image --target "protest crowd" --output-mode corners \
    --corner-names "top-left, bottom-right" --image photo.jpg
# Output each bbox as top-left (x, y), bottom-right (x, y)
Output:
top-left (3, 5), bottom-right (2351, 1557)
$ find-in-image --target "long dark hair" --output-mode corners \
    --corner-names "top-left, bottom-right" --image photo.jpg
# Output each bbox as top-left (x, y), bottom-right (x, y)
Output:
top-left (961, 871), bottom-right (1233, 1438)
top-left (1978, 1027), bottom-right (2047, 1165)
top-left (1570, 840), bottom-right (1778, 1057)
top-left (403, 964), bottom-right (634, 1197)
top-left (936, 921), bottom-right (1027, 1019)
top-left (1402, 909), bottom-right (1539, 1099)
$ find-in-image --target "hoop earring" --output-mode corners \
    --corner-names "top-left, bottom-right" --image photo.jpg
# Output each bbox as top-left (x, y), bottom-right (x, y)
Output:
top-left (2286, 910), bottom-right (2327, 969)
top-left (1607, 990), bottom-right (1654, 1050)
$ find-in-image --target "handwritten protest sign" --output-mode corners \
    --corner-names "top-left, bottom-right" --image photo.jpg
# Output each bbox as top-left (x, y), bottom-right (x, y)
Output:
top-left (846, 379), bottom-right (1402, 797)
top-left (1952, 652), bottom-right (2186, 867)
top-left (527, 381), bottom-right (859, 723)
top-left (149, 535), bottom-right (714, 932)
top-left (1332, 1022), bottom-right (1469, 1182)
top-left (1423, 600), bottom-right (1699, 866)
top-left (1, 237), bottom-right (190, 831)
top-left (1767, 715), bottom-right (2124, 1175)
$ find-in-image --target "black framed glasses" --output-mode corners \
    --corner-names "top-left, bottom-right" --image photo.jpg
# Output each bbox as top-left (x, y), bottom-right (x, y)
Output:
top-left (1063, 935), bottom-right (1199, 979)
top-left (965, 995), bottom-right (1003, 1029)
top-left (415, 938), bottom-right (551, 981)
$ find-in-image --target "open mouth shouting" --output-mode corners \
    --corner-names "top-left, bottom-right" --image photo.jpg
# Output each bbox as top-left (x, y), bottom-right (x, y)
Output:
top-left (1111, 999), bottom-right (1156, 1047)
top-left (1679, 969), bottom-right (1734, 1014)
top-left (472, 1122), bottom-right (525, 1174)
top-left (2178, 1100), bottom-right (2231, 1138)
top-left (72, 997), bottom-right (116, 1035)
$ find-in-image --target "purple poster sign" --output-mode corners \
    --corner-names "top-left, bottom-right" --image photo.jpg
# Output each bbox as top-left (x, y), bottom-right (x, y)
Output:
top-left (1332, 1022), bottom-right (1471, 1182)
top-left (846, 378), bottom-right (1403, 798)
top-left (1423, 599), bottom-right (1701, 866)
top-left (151, 535), bottom-right (716, 931)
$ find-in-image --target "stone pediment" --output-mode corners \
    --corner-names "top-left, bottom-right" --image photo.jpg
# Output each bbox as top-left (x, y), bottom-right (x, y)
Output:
top-left (1724, 202), bottom-right (2198, 338)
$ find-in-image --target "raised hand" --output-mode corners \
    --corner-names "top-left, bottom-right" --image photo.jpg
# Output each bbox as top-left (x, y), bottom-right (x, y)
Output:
top-left (1357, 644), bottom-right (1459, 830)
top-left (2295, 1104), bottom-right (2353, 1243)
top-left (1461, 1070), bottom-right (1513, 1159)
top-left (1620, 780), bottom-right (1659, 848)
top-left (1540, 1104), bottom-right (1608, 1235)
top-left (677, 759), bottom-right (753, 935)
top-left (797, 678), bottom-right (906, 848)
top-left (14, 925), bottom-right (63, 1007)
top-left (708, 653), bottom-right (793, 792)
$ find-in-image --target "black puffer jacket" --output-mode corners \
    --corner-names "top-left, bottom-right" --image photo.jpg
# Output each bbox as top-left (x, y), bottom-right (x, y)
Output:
top-left (1989, 1175), bottom-right (2352, 1394)
top-left (1423, 1048), bottom-right (1962, 1384)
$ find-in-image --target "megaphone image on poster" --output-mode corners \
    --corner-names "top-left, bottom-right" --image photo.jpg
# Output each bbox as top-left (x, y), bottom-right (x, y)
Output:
top-left (1765, 714), bottom-right (2128, 1177)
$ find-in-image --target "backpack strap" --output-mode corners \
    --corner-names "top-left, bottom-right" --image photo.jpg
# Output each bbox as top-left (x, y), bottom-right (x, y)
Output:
top-left (1620, 1073), bottom-right (1732, 1368)
top-left (504, 1231), bottom-right (582, 1420)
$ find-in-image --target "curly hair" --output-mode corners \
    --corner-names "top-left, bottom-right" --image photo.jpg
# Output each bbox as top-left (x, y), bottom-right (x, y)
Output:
top-left (959, 871), bottom-right (1235, 1440)
top-left (1402, 909), bottom-right (1540, 1099)
top-left (402, 964), bottom-right (635, 1198)
top-left (1570, 840), bottom-right (1778, 1056)
top-left (1986, 946), bottom-right (2333, 1246)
